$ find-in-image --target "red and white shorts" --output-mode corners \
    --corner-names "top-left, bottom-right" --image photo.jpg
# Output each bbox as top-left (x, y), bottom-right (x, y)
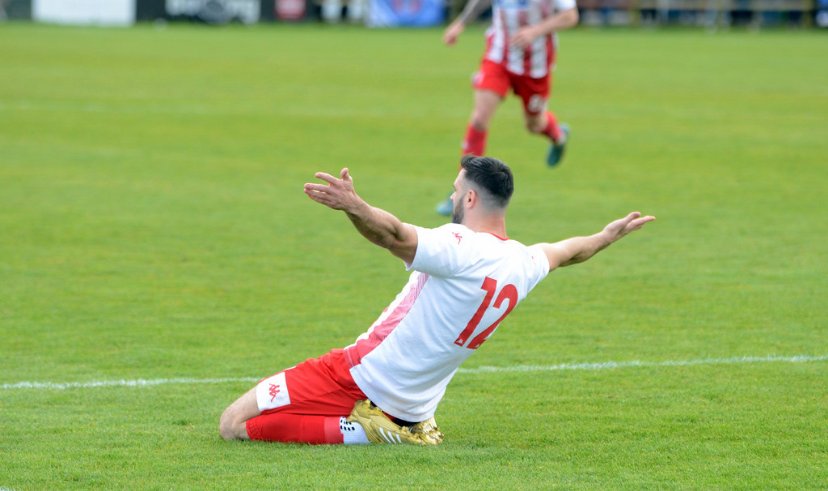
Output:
top-left (254, 349), bottom-right (367, 416)
top-left (473, 59), bottom-right (553, 115)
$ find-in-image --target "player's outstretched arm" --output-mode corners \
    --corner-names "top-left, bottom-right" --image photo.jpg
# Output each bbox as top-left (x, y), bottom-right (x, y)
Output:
top-left (444, 0), bottom-right (493, 45)
top-left (304, 168), bottom-right (418, 264)
top-left (510, 7), bottom-right (579, 49)
top-left (537, 212), bottom-right (655, 271)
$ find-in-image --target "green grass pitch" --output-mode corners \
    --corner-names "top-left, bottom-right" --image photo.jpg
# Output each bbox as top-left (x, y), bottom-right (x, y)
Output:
top-left (1, 22), bottom-right (826, 489)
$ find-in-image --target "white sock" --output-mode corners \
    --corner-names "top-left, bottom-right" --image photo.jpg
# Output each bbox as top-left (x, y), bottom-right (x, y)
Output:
top-left (339, 417), bottom-right (370, 445)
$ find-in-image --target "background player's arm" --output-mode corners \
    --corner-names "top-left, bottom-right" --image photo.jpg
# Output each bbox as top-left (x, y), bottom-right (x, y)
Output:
top-left (536, 212), bottom-right (655, 270)
top-left (444, 0), bottom-right (493, 45)
top-left (510, 7), bottom-right (579, 49)
top-left (304, 168), bottom-right (418, 264)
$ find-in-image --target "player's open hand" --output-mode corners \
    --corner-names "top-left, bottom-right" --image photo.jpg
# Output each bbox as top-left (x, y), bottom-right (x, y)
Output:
top-left (509, 26), bottom-right (540, 49)
top-left (304, 168), bottom-right (363, 212)
top-left (603, 212), bottom-right (656, 242)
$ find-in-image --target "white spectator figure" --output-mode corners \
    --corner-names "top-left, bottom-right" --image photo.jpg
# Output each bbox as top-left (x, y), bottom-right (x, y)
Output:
top-left (322, 0), bottom-right (366, 23)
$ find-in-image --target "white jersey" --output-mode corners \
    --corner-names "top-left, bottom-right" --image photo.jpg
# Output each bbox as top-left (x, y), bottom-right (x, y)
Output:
top-left (345, 223), bottom-right (550, 422)
top-left (485, 0), bottom-right (576, 77)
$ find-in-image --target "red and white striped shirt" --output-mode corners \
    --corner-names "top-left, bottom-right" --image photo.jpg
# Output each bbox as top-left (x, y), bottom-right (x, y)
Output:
top-left (345, 224), bottom-right (550, 422)
top-left (485, 0), bottom-right (576, 77)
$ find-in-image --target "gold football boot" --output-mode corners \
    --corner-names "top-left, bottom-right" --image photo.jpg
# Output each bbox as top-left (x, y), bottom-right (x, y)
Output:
top-left (347, 400), bottom-right (443, 446)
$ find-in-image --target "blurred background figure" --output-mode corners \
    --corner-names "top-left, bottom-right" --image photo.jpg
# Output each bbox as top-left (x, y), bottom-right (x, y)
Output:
top-left (436, 0), bottom-right (579, 215)
top-left (321, 0), bottom-right (366, 23)
top-left (818, 0), bottom-right (828, 26)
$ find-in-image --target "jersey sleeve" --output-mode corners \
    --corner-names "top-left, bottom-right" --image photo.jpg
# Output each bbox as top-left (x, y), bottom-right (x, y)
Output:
top-left (526, 243), bottom-right (551, 288)
top-left (407, 224), bottom-right (473, 277)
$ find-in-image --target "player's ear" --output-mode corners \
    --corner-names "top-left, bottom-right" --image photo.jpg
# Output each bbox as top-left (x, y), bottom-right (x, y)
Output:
top-left (466, 189), bottom-right (477, 207)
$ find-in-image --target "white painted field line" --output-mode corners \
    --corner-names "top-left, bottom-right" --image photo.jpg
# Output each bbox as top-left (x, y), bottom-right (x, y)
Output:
top-left (2, 354), bottom-right (825, 391)
top-left (1, 377), bottom-right (258, 391)
top-left (458, 354), bottom-right (828, 374)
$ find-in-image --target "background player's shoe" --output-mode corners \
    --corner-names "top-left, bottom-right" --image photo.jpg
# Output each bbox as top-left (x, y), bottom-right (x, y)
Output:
top-left (347, 400), bottom-right (440, 446)
top-left (546, 123), bottom-right (570, 167)
top-left (435, 194), bottom-right (453, 216)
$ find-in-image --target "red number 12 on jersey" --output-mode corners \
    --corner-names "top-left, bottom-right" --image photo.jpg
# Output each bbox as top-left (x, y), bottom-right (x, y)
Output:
top-left (454, 276), bottom-right (518, 350)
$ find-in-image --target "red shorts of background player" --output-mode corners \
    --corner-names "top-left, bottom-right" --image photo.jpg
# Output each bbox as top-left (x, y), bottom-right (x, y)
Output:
top-left (473, 59), bottom-right (553, 116)
top-left (252, 349), bottom-right (366, 418)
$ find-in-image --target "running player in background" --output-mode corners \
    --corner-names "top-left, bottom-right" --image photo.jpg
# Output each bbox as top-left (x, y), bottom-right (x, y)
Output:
top-left (219, 155), bottom-right (654, 446)
top-left (436, 0), bottom-right (579, 215)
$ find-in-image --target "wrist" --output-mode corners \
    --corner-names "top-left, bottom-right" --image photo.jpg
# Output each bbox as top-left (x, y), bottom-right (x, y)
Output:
top-left (344, 198), bottom-right (369, 217)
top-left (597, 229), bottom-right (615, 247)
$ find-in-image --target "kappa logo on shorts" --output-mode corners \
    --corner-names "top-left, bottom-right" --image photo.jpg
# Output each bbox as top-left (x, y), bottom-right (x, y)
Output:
top-left (258, 372), bottom-right (291, 410)
top-left (268, 383), bottom-right (281, 402)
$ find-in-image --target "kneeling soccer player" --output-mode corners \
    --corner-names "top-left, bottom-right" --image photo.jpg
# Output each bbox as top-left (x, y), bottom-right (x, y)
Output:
top-left (219, 155), bottom-right (654, 445)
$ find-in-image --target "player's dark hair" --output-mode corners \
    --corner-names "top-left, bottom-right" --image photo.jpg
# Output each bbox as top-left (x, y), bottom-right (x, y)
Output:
top-left (460, 155), bottom-right (514, 209)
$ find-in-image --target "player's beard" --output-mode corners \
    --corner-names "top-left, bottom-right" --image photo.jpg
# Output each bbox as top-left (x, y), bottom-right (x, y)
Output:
top-left (451, 198), bottom-right (464, 224)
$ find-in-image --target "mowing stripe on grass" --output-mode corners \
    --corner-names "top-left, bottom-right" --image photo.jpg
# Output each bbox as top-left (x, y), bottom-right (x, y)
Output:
top-left (2, 354), bottom-right (825, 391)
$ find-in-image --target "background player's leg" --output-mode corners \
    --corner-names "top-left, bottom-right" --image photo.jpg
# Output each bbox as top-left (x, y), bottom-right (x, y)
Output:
top-left (437, 89), bottom-right (502, 215)
top-left (518, 77), bottom-right (569, 167)
top-left (463, 89), bottom-right (502, 157)
top-left (524, 106), bottom-right (569, 167)
top-left (525, 110), bottom-right (563, 143)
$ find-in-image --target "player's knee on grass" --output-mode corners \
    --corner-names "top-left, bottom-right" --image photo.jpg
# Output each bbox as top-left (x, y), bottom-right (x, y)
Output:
top-left (219, 387), bottom-right (259, 440)
top-left (219, 406), bottom-right (248, 441)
